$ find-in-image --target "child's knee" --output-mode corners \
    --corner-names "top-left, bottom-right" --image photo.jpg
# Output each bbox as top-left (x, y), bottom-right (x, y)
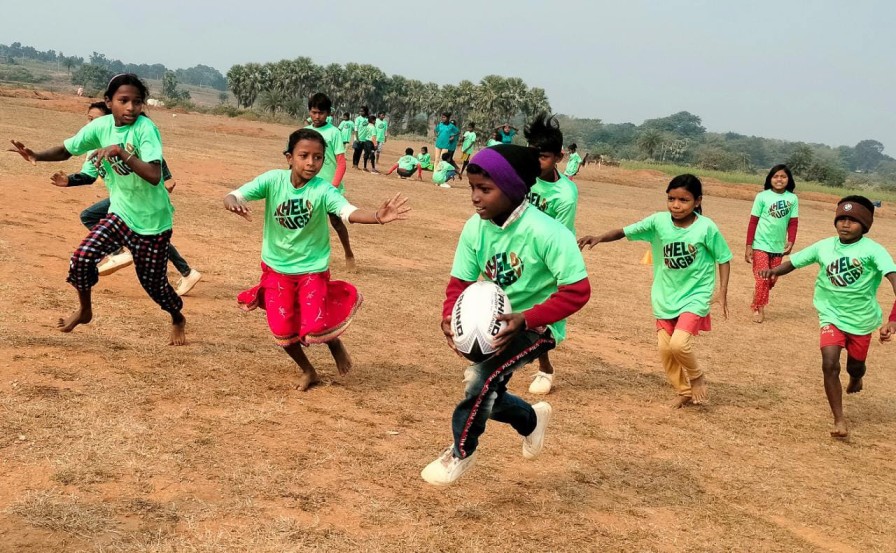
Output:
top-left (846, 358), bottom-right (867, 379)
top-left (669, 332), bottom-right (694, 356)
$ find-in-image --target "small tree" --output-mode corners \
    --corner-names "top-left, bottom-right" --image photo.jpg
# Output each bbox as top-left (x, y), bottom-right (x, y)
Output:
top-left (71, 64), bottom-right (113, 96)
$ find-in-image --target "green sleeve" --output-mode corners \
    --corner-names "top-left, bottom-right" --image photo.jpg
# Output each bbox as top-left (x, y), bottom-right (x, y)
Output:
top-left (324, 183), bottom-right (350, 215)
top-left (750, 194), bottom-right (764, 217)
top-left (554, 197), bottom-right (576, 233)
top-left (235, 170), bottom-right (275, 202)
top-left (624, 213), bottom-right (657, 242)
top-left (791, 196), bottom-right (799, 218)
top-left (450, 219), bottom-right (482, 282)
top-left (137, 119), bottom-right (163, 165)
top-left (540, 227), bottom-right (589, 286)
top-left (873, 244), bottom-right (896, 275)
top-left (706, 223), bottom-right (733, 263)
top-left (63, 119), bottom-right (102, 156)
top-left (789, 241), bottom-right (819, 269)
top-left (79, 156), bottom-right (99, 178)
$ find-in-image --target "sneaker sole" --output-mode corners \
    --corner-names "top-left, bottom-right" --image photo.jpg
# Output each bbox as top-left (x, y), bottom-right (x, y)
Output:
top-left (98, 260), bottom-right (134, 276)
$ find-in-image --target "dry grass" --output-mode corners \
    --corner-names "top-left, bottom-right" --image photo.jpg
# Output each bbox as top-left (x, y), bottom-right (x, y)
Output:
top-left (1, 89), bottom-right (896, 552)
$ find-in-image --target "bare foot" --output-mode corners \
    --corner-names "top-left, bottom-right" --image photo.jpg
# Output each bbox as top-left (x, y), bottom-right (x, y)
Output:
top-left (296, 369), bottom-right (321, 391)
top-left (57, 308), bottom-right (92, 333)
top-left (670, 395), bottom-right (693, 409)
top-left (328, 339), bottom-right (353, 375)
top-left (830, 419), bottom-right (849, 438)
top-left (752, 309), bottom-right (764, 323)
top-left (846, 377), bottom-right (863, 394)
top-left (169, 317), bottom-right (187, 346)
top-left (345, 256), bottom-right (356, 270)
top-left (690, 375), bottom-right (709, 404)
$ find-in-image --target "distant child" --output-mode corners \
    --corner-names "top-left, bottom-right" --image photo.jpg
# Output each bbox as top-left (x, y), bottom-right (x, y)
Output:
top-left (8, 74), bottom-right (187, 345)
top-left (375, 112), bottom-right (388, 163)
top-left (759, 196), bottom-right (896, 438)
top-left (496, 123), bottom-right (518, 144)
top-left (50, 102), bottom-right (202, 295)
top-left (421, 144), bottom-right (591, 486)
top-left (434, 112), bottom-right (459, 171)
top-left (386, 147), bottom-right (423, 180)
top-left (458, 122), bottom-right (477, 178)
top-left (418, 146), bottom-right (433, 171)
top-left (522, 113), bottom-right (579, 394)
top-left (224, 128), bottom-right (410, 390)
top-left (338, 112), bottom-right (353, 148)
top-left (351, 105), bottom-right (370, 169)
top-left (355, 115), bottom-right (379, 174)
top-left (578, 174), bottom-right (732, 407)
top-left (305, 93), bottom-right (356, 267)
top-left (563, 143), bottom-right (583, 179)
top-left (745, 164), bottom-right (799, 323)
top-left (432, 152), bottom-right (456, 188)
top-left (486, 130), bottom-right (502, 147)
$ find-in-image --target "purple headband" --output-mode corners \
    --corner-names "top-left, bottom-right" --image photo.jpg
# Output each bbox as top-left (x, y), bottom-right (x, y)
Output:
top-left (470, 148), bottom-right (528, 204)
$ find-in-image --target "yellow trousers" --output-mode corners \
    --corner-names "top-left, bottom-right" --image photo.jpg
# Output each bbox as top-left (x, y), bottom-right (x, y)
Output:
top-left (657, 329), bottom-right (702, 396)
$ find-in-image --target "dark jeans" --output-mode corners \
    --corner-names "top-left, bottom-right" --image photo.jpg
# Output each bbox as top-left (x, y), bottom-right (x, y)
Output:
top-left (80, 198), bottom-right (191, 276)
top-left (451, 328), bottom-right (556, 459)
top-left (351, 141), bottom-right (362, 167)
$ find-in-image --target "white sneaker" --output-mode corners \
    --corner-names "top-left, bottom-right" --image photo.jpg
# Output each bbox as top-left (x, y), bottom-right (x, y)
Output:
top-left (522, 402), bottom-right (553, 459)
top-left (175, 269), bottom-right (203, 296)
top-left (528, 371), bottom-right (554, 395)
top-left (421, 447), bottom-right (477, 486)
top-left (97, 251), bottom-right (133, 276)
top-left (438, 183), bottom-right (451, 189)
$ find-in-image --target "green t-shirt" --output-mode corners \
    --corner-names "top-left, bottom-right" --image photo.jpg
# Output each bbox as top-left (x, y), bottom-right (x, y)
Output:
top-left (375, 118), bottom-right (388, 142)
top-left (462, 131), bottom-right (477, 153)
top-left (357, 122), bottom-right (374, 142)
top-left (527, 174), bottom-right (579, 233)
top-left (750, 189), bottom-right (798, 254)
top-left (304, 122), bottom-right (346, 186)
top-left (486, 139), bottom-right (501, 147)
top-left (354, 116), bottom-right (367, 136)
top-left (790, 236), bottom-right (896, 335)
top-left (64, 114), bottom-right (173, 235)
top-left (564, 152), bottom-right (583, 176)
top-left (398, 155), bottom-right (419, 171)
top-left (624, 212), bottom-right (733, 319)
top-left (234, 170), bottom-right (350, 275)
top-left (79, 154), bottom-right (100, 179)
top-left (338, 120), bottom-right (354, 143)
top-left (451, 205), bottom-right (588, 343)
top-left (433, 160), bottom-right (453, 184)
top-left (418, 152), bottom-right (433, 170)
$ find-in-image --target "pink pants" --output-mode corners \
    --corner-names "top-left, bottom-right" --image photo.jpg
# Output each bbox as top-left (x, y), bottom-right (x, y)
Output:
top-left (751, 250), bottom-right (782, 310)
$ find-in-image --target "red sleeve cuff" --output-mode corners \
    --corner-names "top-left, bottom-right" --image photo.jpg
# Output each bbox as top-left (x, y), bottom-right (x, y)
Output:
top-left (523, 278), bottom-right (591, 329)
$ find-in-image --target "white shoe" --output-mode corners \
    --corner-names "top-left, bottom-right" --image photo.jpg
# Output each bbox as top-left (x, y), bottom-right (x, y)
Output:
top-left (438, 183), bottom-right (451, 189)
top-left (175, 270), bottom-right (202, 296)
top-left (97, 251), bottom-right (133, 276)
top-left (522, 402), bottom-right (553, 459)
top-left (528, 371), bottom-right (554, 395)
top-left (421, 447), bottom-right (477, 486)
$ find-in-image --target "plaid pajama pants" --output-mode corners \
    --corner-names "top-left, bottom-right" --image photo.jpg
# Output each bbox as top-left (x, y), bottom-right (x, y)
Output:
top-left (67, 213), bottom-right (183, 314)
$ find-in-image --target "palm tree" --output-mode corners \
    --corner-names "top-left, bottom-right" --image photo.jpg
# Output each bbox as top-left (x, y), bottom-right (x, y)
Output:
top-left (637, 129), bottom-right (664, 160)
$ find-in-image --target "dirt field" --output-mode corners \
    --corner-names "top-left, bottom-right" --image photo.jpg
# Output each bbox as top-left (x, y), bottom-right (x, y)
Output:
top-left (1, 89), bottom-right (895, 552)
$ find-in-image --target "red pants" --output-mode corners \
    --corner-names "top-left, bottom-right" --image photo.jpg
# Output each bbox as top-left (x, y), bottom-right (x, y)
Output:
top-left (751, 250), bottom-right (782, 310)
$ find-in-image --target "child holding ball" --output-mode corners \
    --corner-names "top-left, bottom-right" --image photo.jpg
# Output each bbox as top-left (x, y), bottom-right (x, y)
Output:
top-left (224, 128), bottom-right (409, 390)
top-left (578, 174), bottom-right (732, 407)
top-left (421, 144), bottom-right (591, 486)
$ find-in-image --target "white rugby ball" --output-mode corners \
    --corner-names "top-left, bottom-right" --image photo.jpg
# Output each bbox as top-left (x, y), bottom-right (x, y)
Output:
top-left (451, 281), bottom-right (512, 363)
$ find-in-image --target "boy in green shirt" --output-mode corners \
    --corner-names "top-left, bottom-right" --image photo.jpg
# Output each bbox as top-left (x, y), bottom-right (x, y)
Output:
top-left (351, 106), bottom-right (370, 169)
top-left (458, 123), bottom-right (477, 179)
top-left (760, 196), bottom-right (896, 438)
top-left (563, 143), bottom-right (583, 179)
top-left (338, 112), bottom-right (354, 147)
top-left (375, 112), bottom-right (388, 163)
top-left (385, 147), bottom-right (423, 180)
top-left (421, 144), bottom-right (591, 486)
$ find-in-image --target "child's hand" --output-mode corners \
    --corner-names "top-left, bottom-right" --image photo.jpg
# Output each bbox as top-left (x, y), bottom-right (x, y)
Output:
top-left (165, 181), bottom-right (177, 194)
top-left (8, 140), bottom-right (36, 165)
top-left (50, 171), bottom-right (69, 187)
top-left (90, 145), bottom-right (124, 168)
top-left (224, 194), bottom-right (252, 221)
top-left (377, 193), bottom-right (411, 223)
top-left (492, 312), bottom-right (526, 353)
top-left (719, 294), bottom-right (729, 321)
top-left (441, 317), bottom-right (464, 358)
top-left (783, 241), bottom-right (794, 255)
top-left (577, 235), bottom-right (601, 250)
top-left (744, 245), bottom-right (753, 264)
top-left (880, 322), bottom-right (896, 343)
top-left (757, 268), bottom-right (775, 279)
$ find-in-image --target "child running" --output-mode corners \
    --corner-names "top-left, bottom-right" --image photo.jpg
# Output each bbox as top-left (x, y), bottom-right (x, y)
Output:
top-left (418, 146), bottom-right (433, 171)
top-left (759, 196), bottom-right (896, 438)
top-left (304, 93), bottom-right (356, 268)
top-left (578, 174), bottom-right (732, 407)
top-left (9, 74), bottom-right (187, 344)
top-left (458, 122), bottom-right (477, 179)
top-left (523, 113), bottom-right (579, 394)
top-left (745, 164), bottom-right (799, 323)
top-left (224, 128), bottom-right (409, 390)
top-left (432, 152), bottom-right (456, 188)
top-left (421, 144), bottom-right (591, 486)
top-left (563, 143), bottom-right (583, 179)
top-left (385, 147), bottom-right (423, 180)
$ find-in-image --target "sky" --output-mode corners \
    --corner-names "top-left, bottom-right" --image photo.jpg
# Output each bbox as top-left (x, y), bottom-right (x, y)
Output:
top-left (4, 0), bottom-right (895, 153)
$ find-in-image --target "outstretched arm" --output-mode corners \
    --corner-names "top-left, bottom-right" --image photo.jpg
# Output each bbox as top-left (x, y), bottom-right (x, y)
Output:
top-left (578, 228), bottom-right (626, 250)
top-left (224, 193), bottom-right (252, 221)
top-left (9, 141), bottom-right (71, 164)
top-left (758, 260), bottom-right (796, 279)
top-left (347, 193), bottom-right (410, 225)
top-left (880, 272), bottom-right (896, 342)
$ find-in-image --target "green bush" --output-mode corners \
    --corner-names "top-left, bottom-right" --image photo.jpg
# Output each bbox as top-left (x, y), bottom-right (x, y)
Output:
top-left (0, 66), bottom-right (48, 84)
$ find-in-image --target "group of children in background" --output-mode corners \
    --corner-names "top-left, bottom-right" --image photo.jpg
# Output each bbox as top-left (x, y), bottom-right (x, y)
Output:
top-left (8, 74), bottom-right (896, 488)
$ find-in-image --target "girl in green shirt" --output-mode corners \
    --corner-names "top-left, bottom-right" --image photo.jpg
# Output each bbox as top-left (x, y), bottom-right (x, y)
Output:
top-left (579, 175), bottom-right (732, 407)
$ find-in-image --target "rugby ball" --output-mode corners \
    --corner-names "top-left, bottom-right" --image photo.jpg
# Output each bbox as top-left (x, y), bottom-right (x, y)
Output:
top-left (451, 281), bottom-right (512, 363)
